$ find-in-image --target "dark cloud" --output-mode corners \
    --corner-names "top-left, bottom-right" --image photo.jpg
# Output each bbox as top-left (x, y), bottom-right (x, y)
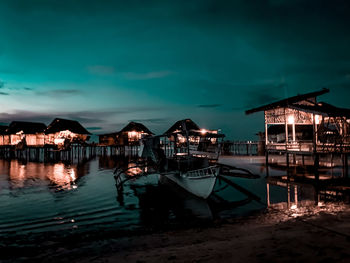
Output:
top-left (128, 118), bottom-right (167, 124)
top-left (0, 91), bottom-right (9, 95)
top-left (197, 104), bottom-right (222, 108)
top-left (36, 89), bottom-right (83, 97)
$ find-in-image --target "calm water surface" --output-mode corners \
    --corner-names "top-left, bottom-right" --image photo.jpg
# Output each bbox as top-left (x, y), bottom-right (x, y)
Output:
top-left (0, 155), bottom-right (343, 240)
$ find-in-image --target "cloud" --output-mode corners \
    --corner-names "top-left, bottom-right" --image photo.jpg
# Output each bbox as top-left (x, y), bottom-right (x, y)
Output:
top-left (128, 118), bottom-right (167, 124)
top-left (0, 91), bottom-right (9, 95)
top-left (0, 106), bottom-right (166, 126)
top-left (0, 80), bottom-right (5, 89)
top-left (37, 89), bottom-right (82, 97)
top-left (87, 65), bottom-right (115, 76)
top-left (123, 71), bottom-right (173, 80)
top-left (197, 104), bottom-right (222, 108)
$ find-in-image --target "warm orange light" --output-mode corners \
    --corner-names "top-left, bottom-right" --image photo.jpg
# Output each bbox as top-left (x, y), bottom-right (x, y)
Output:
top-left (200, 129), bottom-right (208, 135)
top-left (315, 115), bottom-right (321, 125)
top-left (287, 115), bottom-right (295, 124)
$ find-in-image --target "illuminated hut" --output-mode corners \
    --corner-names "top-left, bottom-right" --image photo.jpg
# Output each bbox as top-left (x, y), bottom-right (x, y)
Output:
top-left (0, 125), bottom-right (9, 146)
top-left (117, 122), bottom-right (153, 146)
top-left (164, 119), bottom-right (224, 156)
top-left (45, 118), bottom-right (91, 146)
top-left (6, 121), bottom-right (47, 147)
top-left (246, 88), bottom-right (350, 154)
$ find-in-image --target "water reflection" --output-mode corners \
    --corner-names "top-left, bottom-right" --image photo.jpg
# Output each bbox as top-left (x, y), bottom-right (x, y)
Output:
top-left (1, 159), bottom-right (90, 191)
top-left (0, 155), bottom-right (348, 240)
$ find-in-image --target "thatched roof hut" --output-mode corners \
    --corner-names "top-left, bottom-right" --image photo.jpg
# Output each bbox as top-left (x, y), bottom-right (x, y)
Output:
top-left (164, 119), bottom-right (200, 135)
top-left (45, 118), bottom-right (91, 135)
top-left (45, 118), bottom-right (90, 145)
top-left (119, 122), bottom-right (153, 135)
top-left (6, 121), bottom-right (47, 146)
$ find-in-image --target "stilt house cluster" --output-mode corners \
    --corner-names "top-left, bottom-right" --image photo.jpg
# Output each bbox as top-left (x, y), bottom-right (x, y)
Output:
top-left (0, 118), bottom-right (90, 148)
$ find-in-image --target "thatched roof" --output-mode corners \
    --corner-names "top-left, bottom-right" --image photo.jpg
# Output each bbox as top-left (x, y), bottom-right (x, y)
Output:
top-left (164, 119), bottom-right (200, 135)
top-left (0, 125), bottom-right (9, 135)
top-left (290, 102), bottom-right (350, 119)
top-left (246, 88), bottom-right (329, 115)
top-left (119, 122), bottom-right (153, 134)
top-left (45, 118), bottom-right (91, 135)
top-left (7, 121), bottom-right (47, 134)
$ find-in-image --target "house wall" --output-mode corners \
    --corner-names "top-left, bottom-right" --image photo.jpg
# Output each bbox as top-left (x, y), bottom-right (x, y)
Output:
top-left (46, 131), bottom-right (89, 145)
top-left (99, 135), bottom-right (117, 145)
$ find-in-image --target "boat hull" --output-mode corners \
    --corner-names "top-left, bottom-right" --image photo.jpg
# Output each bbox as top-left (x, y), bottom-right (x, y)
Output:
top-left (163, 166), bottom-right (219, 199)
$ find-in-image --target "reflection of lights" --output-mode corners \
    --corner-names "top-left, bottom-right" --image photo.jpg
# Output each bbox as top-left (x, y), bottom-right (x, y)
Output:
top-left (287, 115), bottom-right (295, 124)
top-left (50, 164), bottom-right (77, 190)
top-left (8, 161), bottom-right (78, 190)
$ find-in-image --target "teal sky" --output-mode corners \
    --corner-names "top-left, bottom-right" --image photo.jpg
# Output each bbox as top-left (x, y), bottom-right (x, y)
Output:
top-left (1, 0), bottom-right (350, 139)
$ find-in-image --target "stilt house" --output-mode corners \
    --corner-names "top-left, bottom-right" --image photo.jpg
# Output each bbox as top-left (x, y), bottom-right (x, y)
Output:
top-left (6, 121), bottom-right (47, 147)
top-left (116, 122), bottom-right (153, 146)
top-left (45, 118), bottom-right (91, 146)
top-left (164, 119), bottom-right (224, 155)
top-left (99, 122), bottom-right (153, 146)
top-left (246, 88), bottom-right (350, 154)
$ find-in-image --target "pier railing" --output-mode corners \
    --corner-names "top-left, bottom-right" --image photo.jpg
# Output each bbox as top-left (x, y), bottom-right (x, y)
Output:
top-left (222, 141), bottom-right (260, 156)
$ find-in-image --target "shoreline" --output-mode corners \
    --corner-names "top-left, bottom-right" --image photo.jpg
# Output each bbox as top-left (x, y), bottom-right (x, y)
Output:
top-left (3, 202), bottom-right (350, 263)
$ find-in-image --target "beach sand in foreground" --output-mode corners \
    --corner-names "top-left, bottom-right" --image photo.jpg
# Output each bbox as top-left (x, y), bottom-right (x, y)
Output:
top-left (20, 203), bottom-right (349, 263)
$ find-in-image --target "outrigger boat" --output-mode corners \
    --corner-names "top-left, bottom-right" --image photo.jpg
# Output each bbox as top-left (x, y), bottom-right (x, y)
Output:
top-left (139, 119), bottom-right (225, 199)
top-left (162, 165), bottom-right (220, 199)
top-left (114, 119), bottom-right (259, 201)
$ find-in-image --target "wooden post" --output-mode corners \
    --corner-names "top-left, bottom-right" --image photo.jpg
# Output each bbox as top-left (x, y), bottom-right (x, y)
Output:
top-left (342, 153), bottom-right (348, 178)
top-left (294, 185), bottom-right (298, 207)
top-left (286, 152), bottom-right (289, 177)
top-left (266, 183), bottom-right (270, 207)
top-left (265, 150), bottom-right (269, 178)
top-left (287, 183), bottom-right (291, 209)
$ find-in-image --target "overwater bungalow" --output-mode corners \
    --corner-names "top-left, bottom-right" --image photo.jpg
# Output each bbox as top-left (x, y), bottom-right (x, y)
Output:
top-left (246, 88), bottom-right (350, 175)
top-left (164, 119), bottom-right (224, 157)
top-left (6, 121), bottom-right (47, 147)
top-left (99, 122), bottom-right (153, 146)
top-left (45, 118), bottom-right (91, 146)
top-left (117, 122), bottom-right (154, 146)
top-left (0, 125), bottom-right (9, 146)
top-left (246, 88), bottom-right (350, 153)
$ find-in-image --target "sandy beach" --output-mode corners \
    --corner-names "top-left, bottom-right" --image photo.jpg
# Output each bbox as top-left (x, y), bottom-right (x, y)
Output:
top-left (3, 202), bottom-right (346, 263)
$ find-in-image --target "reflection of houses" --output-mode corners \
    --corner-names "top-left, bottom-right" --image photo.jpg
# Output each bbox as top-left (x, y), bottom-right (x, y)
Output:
top-left (164, 119), bottom-right (224, 157)
top-left (45, 118), bottom-right (91, 146)
top-left (246, 88), bottom-right (350, 154)
top-left (99, 122), bottom-right (153, 146)
top-left (7, 121), bottom-right (47, 147)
